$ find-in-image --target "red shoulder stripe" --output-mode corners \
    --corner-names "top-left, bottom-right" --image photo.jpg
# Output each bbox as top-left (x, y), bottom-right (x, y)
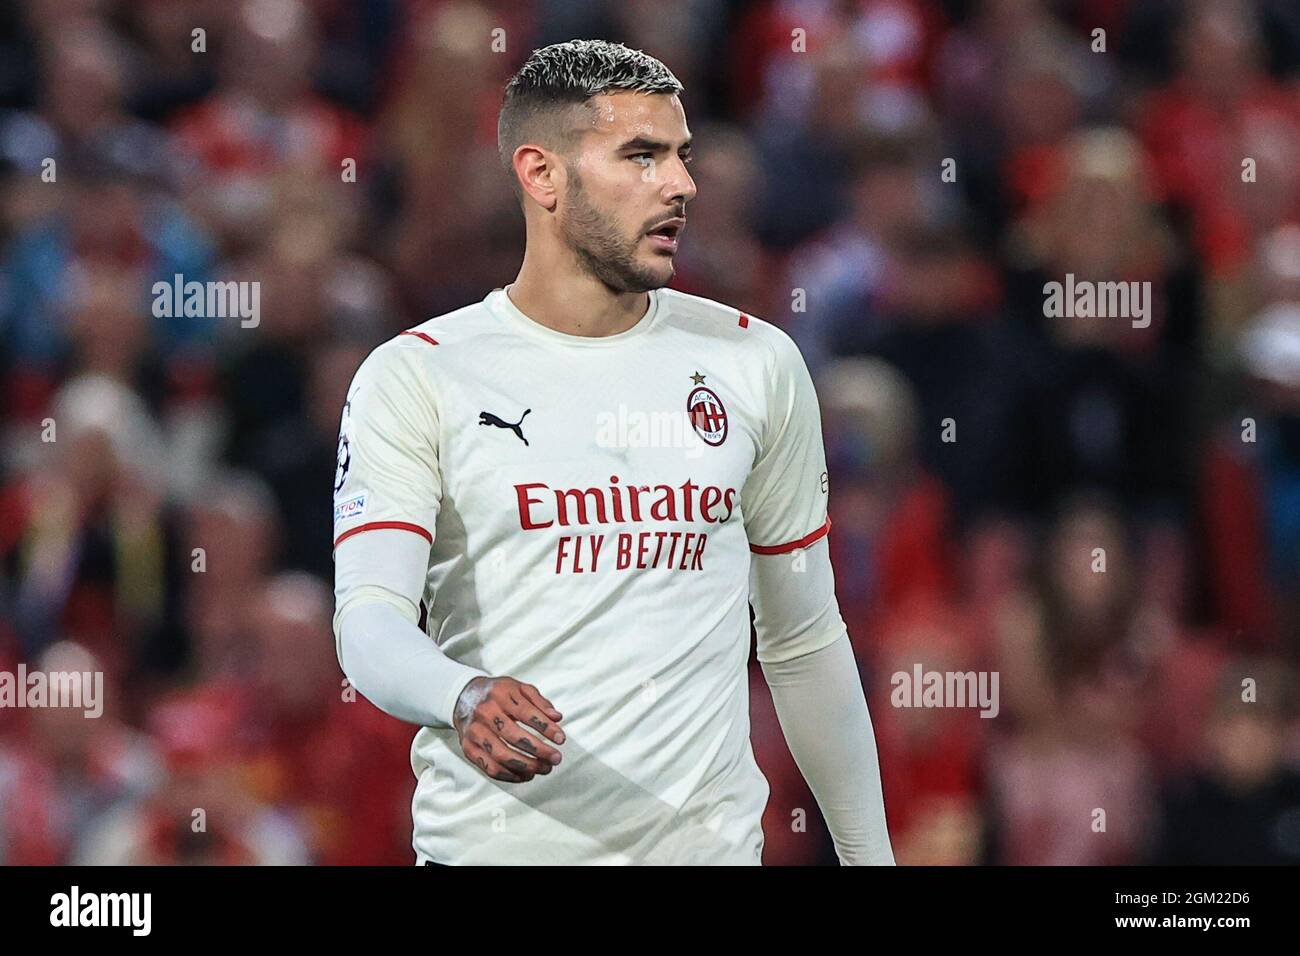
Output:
top-left (738, 313), bottom-right (750, 328)
top-left (749, 515), bottom-right (831, 554)
top-left (400, 330), bottom-right (439, 346)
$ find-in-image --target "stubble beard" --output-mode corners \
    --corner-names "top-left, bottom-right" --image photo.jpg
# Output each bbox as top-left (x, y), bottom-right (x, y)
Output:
top-left (560, 168), bottom-right (672, 294)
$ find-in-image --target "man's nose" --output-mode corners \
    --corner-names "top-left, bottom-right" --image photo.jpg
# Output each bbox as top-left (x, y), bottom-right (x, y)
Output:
top-left (664, 159), bottom-right (697, 205)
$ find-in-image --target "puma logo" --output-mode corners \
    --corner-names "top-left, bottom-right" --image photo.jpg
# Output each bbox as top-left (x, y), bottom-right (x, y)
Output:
top-left (479, 408), bottom-right (531, 446)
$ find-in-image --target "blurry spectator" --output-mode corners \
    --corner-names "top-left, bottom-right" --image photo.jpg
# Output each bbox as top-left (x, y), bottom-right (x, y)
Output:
top-left (238, 573), bottom-right (414, 864)
top-left (998, 495), bottom-right (1182, 694)
top-left (781, 135), bottom-right (932, 371)
top-left (834, 222), bottom-right (1029, 524)
top-left (983, 497), bottom-right (1174, 864)
top-left (0, 16), bottom-right (215, 373)
top-left (181, 470), bottom-right (281, 686)
top-left (254, 339), bottom-right (369, 578)
top-left (1004, 126), bottom-right (1195, 356)
top-left (1139, 0), bottom-right (1300, 289)
top-left (941, 0), bottom-right (1121, 248)
top-left (872, 600), bottom-right (989, 865)
top-left (0, 160), bottom-right (216, 385)
top-left (987, 666), bottom-right (1156, 865)
top-left (1150, 658), bottom-right (1300, 864)
top-left (0, 642), bottom-right (160, 864)
top-left (171, 0), bottom-right (366, 187)
top-left (1202, 225), bottom-right (1300, 645)
top-left (376, 0), bottom-right (521, 316)
top-left (1004, 127), bottom-right (1198, 520)
top-left (818, 357), bottom-right (955, 645)
top-left (0, 375), bottom-right (183, 683)
top-left (75, 683), bottom-right (309, 864)
top-left (120, 0), bottom-right (220, 122)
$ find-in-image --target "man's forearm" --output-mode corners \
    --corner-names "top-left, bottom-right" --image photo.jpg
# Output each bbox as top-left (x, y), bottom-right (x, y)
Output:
top-left (336, 595), bottom-right (488, 729)
top-left (761, 632), bottom-right (895, 865)
top-left (333, 528), bottom-right (488, 730)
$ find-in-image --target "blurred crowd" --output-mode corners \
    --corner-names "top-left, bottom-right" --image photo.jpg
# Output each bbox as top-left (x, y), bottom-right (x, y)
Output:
top-left (1, 0), bottom-right (1299, 865)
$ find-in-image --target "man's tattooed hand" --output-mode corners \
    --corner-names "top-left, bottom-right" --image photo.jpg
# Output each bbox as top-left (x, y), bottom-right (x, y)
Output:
top-left (451, 676), bottom-right (565, 783)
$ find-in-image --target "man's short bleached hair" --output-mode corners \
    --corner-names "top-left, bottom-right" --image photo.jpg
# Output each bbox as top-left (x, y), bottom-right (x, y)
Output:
top-left (497, 39), bottom-right (684, 197)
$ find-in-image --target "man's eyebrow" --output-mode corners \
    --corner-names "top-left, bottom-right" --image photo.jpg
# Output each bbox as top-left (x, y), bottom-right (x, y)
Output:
top-left (618, 136), bottom-right (693, 152)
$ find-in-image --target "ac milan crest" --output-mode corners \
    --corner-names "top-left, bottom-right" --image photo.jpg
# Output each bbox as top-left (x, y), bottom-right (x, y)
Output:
top-left (687, 373), bottom-right (728, 446)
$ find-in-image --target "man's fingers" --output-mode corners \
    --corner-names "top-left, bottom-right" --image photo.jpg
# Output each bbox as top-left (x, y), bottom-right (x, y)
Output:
top-left (519, 683), bottom-right (564, 724)
top-left (478, 705), bottom-right (556, 775)
top-left (511, 684), bottom-right (566, 746)
top-left (462, 732), bottom-right (524, 783)
top-left (496, 697), bottom-right (564, 761)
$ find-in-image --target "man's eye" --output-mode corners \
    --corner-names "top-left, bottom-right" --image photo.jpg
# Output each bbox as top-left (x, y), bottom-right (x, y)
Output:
top-left (630, 153), bottom-right (654, 165)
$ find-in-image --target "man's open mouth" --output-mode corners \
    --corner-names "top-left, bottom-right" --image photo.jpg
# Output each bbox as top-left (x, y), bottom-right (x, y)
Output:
top-left (646, 218), bottom-right (685, 250)
top-left (648, 223), bottom-right (682, 238)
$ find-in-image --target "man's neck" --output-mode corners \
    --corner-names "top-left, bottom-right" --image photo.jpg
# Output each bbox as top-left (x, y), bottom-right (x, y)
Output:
top-left (508, 256), bottom-right (651, 338)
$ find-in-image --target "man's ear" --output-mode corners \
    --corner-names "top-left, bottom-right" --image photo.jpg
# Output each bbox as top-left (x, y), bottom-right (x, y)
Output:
top-left (514, 145), bottom-right (561, 212)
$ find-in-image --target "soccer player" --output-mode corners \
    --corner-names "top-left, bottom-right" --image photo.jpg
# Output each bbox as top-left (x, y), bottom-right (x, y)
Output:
top-left (332, 39), bottom-right (894, 865)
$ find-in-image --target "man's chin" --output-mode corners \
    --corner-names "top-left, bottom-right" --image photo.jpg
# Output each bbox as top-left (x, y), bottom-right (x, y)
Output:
top-left (605, 265), bottom-right (673, 294)
top-left (635, 256), bottom-right (675, 289)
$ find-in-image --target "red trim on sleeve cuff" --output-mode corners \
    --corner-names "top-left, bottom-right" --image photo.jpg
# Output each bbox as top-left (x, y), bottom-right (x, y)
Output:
top-left (749, 515), bottom-right (831, 554)
top-left (333, 521), bottom-right (433, 549)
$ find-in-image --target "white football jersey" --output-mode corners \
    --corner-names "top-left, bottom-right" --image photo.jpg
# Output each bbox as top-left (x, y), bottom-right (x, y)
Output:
top-left (332, 285), bottom-right (834, 864)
